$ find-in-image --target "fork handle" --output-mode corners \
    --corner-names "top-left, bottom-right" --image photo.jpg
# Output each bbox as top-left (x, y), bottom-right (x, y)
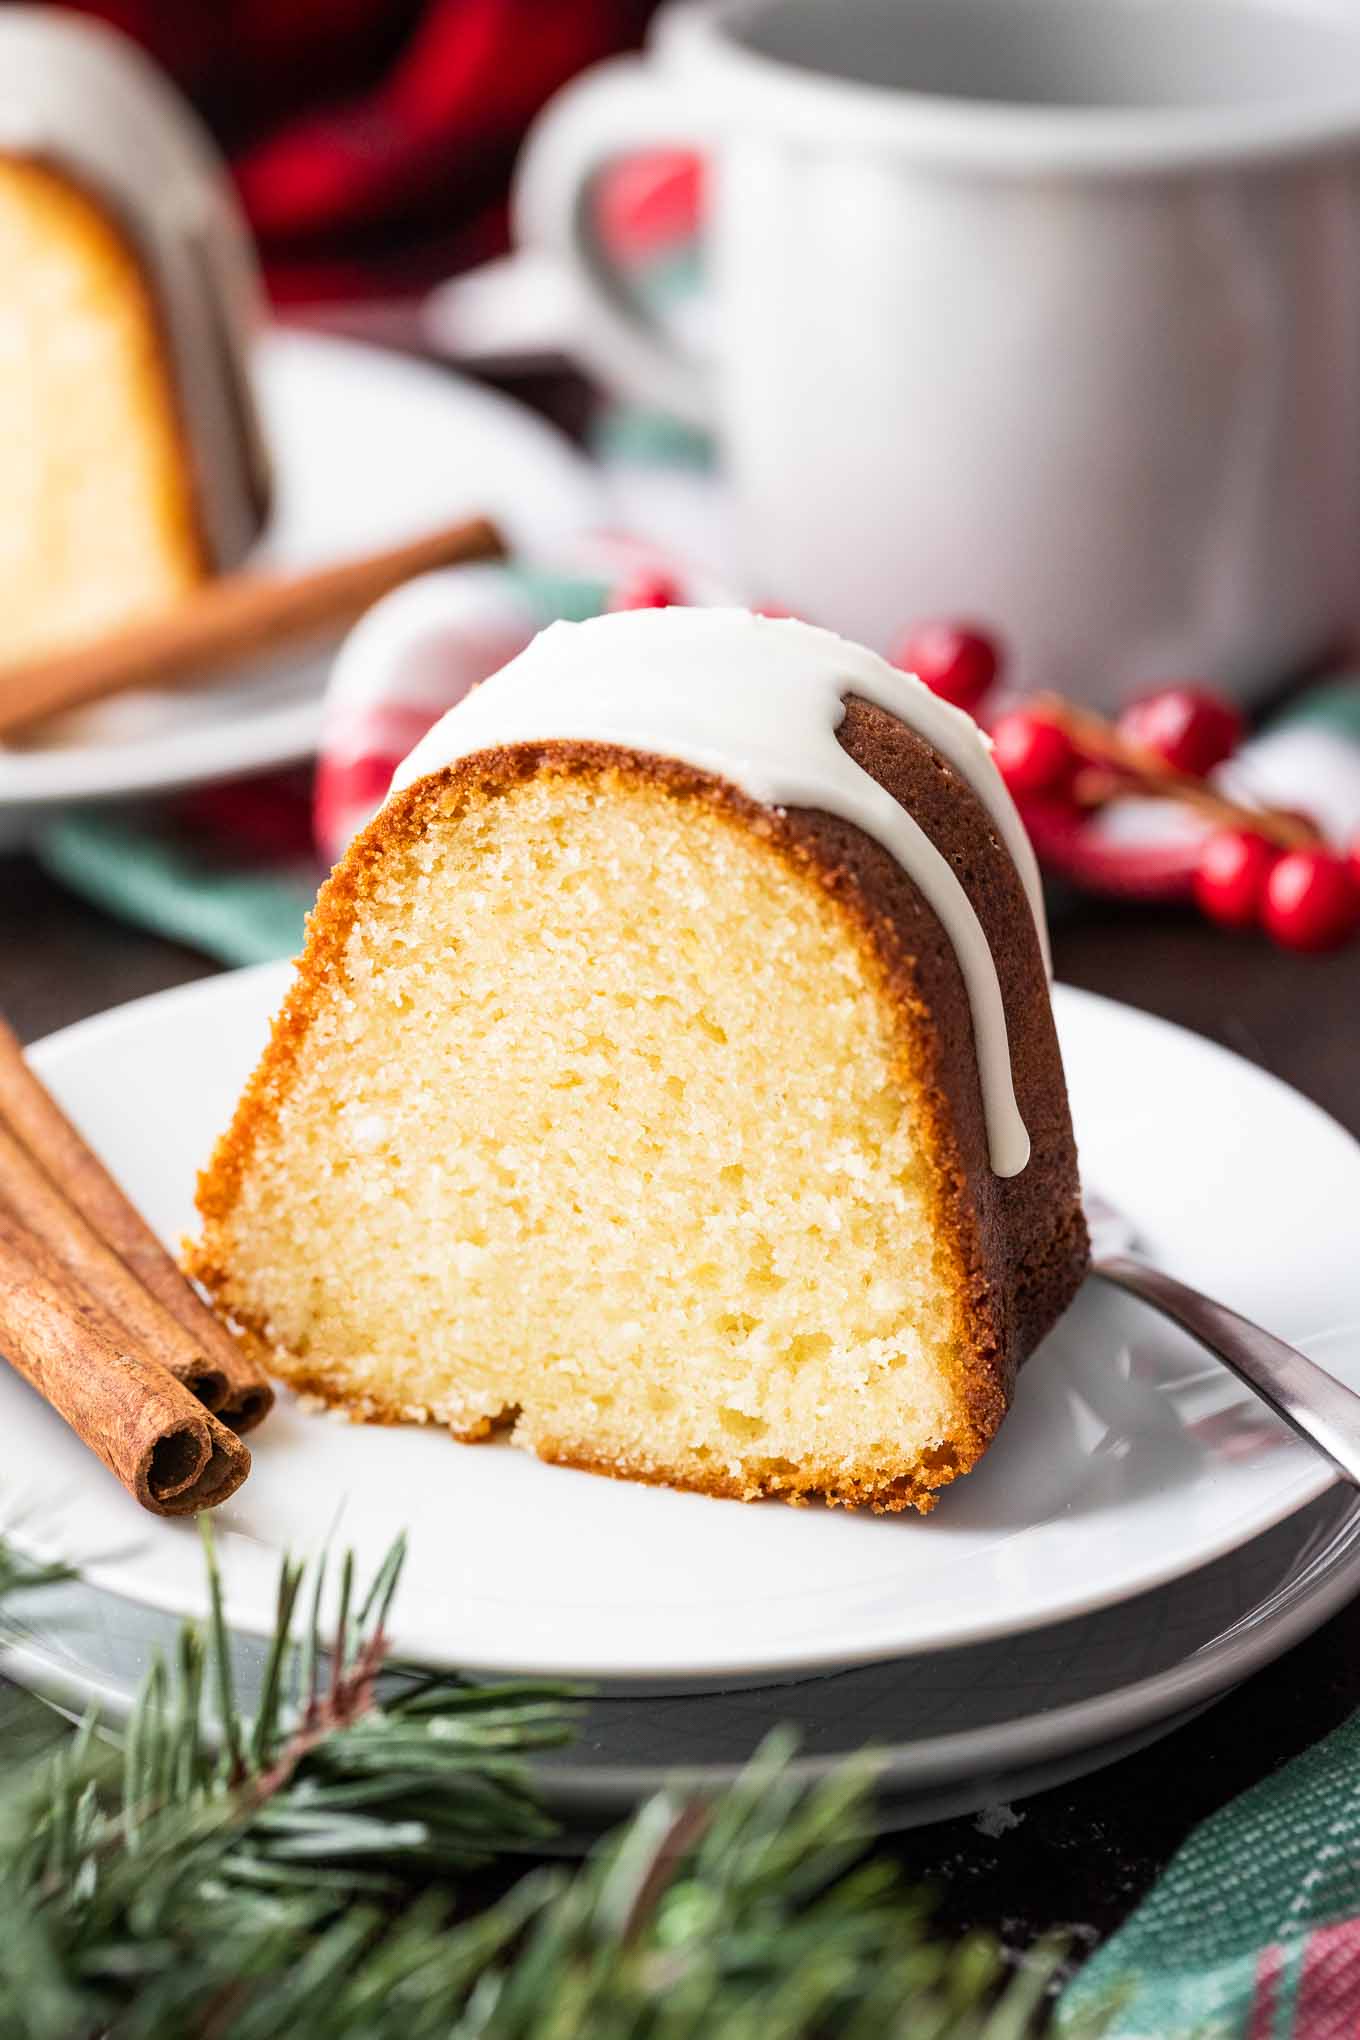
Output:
top-left (1093, 1256), bottom-right (1360, 1490)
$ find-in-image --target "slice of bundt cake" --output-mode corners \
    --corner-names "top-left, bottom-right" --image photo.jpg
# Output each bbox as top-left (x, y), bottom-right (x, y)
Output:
top-left (191, 609), bottom-right (1087, 1513)
top-left (0, 11), bottom-right (270, 669)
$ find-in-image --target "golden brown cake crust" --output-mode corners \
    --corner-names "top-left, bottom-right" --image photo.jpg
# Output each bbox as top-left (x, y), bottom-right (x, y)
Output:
top-left (815, 698), bottom-right (1089, 1424)
top-left (191, 704), bottom-right (1088, 1513)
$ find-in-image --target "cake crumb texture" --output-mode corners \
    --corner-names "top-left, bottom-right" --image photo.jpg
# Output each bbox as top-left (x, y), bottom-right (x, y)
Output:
top-left (192, 746), bottom-right (1080, 1513)
top-left (0, 157), bottom-right (203, 665)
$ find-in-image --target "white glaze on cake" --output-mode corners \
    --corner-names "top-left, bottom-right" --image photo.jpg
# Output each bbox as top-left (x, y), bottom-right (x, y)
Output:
top-left (390, 609), bottom-right (1048, 1177)
top-left (0, 8), bottom-right (270, 567)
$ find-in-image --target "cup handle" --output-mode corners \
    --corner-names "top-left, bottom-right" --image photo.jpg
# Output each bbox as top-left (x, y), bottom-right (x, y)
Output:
top-left (512, 57), bottom-right (715, 430)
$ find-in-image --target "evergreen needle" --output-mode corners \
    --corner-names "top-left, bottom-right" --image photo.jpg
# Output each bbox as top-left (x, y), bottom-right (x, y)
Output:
top-left (0, 1517), bottom-right (1099, 2038)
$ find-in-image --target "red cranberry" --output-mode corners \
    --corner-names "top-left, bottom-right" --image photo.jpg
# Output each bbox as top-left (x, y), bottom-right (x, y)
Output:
top-left (1116, 687), bottom-right (1244, 777)
top-left (1261, 849), bottom-right (1360, 952)
top-left (607, 571), bottom-right (683, 611)
top-left (1193, 830), bottom-right (1277, 929)
top-left (895, 623), bottom-right (1000, 713)
top-left (991, 709), bottom-right (1077, 799)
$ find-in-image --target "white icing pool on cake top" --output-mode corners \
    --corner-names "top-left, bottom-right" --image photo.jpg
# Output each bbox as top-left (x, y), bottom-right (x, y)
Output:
top-left (390, 608), bottom-right (1049, 1177)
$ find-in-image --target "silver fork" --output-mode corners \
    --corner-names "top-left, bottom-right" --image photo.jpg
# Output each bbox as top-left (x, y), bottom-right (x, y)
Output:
top-left (1084, 1190), bottom-right (1360, 1490)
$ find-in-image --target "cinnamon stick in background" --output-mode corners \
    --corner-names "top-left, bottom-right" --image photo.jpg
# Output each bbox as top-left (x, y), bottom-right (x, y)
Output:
top-left (0, 1017), bottom-right (272, 1431)
top-left (0, 514), bottom-right (505, 737)
top-left (0, 1207), bottom-right (249, 1516)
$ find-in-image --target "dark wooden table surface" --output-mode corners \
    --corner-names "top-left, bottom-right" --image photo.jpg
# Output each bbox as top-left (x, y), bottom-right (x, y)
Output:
top-left (2, 848), bottom-right (1357, 1949)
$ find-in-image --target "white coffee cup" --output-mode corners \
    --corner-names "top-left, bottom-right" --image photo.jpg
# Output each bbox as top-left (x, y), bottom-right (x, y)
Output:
top-left (515, 0), bottom-right (1360, 708)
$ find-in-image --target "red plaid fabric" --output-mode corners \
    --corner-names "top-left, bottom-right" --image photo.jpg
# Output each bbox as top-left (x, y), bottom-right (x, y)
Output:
top-left (46, 0), bottom-right (660, 299)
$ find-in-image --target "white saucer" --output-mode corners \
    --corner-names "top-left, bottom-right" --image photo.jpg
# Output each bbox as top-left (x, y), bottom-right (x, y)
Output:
top-left (0, 329), bottom-right (600, 815)
top-left (5, 1486), bottom-right (1356, 1838)
top-left (5, 966), bottom-right (1358, 1685)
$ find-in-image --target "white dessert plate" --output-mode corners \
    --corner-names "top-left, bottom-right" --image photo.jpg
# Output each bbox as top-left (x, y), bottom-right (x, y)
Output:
top-left (3, 965), bottom-right (1358, 1684)
top-left (0, 329), bottom-right (600, 817)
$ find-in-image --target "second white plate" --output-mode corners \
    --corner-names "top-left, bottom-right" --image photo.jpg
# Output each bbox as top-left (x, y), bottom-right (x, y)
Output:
top-left (0, 329), bottom-right (600, 814)
top-left (5, 967), bottom-right (1358, 1684)
top-left (6, 1487), bottom-right (1355, 1837)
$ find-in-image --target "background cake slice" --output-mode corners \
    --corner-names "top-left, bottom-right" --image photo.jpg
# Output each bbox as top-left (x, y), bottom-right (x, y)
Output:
top-left (191, 609), bottom-right (1087, 1513)
top-left (0, 9), bottom-right (270, 669)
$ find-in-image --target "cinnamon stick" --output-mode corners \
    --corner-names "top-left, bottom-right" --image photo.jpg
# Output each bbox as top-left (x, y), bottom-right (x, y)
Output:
top-left (1038, 695), bottom-right (1324, 850)
top-left (0, 514), bottom-right (504, 737)
top-left (0, 1206), bottom-right (249, 1515)
top-left (0, 1118), bottom-right (229, 1412)
top-left (0, 1017), bottom-right (272, 1432)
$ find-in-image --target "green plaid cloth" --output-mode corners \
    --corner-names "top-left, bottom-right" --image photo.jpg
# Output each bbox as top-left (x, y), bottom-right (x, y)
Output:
top-left (1060, 1706), bottom-right (1360, 2037)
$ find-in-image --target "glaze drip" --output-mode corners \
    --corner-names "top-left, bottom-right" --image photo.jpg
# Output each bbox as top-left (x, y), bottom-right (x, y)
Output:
top-left (389, 608), bottom-right (1048, 1176)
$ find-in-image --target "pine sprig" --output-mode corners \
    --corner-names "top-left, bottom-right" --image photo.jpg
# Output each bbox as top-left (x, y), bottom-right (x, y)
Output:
top-left (0, 1533), bottom-right (73, 1604)
top-left (0, 1521), bottom-right (1105, 2038)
